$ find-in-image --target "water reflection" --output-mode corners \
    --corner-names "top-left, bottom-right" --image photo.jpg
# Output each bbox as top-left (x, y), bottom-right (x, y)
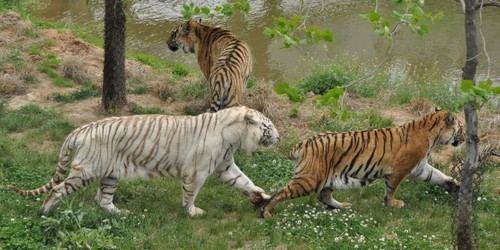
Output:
top-left (31, 0), bottom-right (500, 83)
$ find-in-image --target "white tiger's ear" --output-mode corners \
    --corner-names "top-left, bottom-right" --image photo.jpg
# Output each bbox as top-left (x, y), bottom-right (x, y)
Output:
top-left (244, 111), bottom-right (259, 125)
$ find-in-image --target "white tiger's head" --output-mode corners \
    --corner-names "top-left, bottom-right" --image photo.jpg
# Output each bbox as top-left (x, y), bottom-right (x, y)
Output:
top-left (222, 106), bottom-right (280, 154)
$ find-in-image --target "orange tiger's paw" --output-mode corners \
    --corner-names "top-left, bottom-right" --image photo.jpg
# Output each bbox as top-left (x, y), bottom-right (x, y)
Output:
top-left (261, 210), bottom-right (272, 218)
top-left (388, 199), bottom-right (405, 208)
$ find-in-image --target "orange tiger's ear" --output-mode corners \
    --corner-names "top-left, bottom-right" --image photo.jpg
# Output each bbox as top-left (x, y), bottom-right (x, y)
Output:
top-left (181, 21), bottom-right (191, 35)
top-left (445, 112), bottom-right (454, 126)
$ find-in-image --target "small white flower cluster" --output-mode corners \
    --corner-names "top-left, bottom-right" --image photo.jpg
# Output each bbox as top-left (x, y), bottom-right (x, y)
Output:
top-left (274, 202), bottom-right (378, 246)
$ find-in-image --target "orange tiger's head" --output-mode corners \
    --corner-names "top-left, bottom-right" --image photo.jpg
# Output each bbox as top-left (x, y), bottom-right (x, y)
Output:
top-left (433, 108), bottom-right (465, 147)
top-left (167, 19), bottom-right (202, 54)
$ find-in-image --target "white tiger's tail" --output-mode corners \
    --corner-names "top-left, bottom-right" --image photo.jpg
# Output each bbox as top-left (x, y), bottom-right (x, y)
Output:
top-left (288, 143), bottom-right (304, 161)
top-left (8, 136), bottom-right (74, 196)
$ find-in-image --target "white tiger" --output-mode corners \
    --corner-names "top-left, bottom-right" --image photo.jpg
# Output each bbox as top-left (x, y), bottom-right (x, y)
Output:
top-left (8, 106), bottom-right (280, 216)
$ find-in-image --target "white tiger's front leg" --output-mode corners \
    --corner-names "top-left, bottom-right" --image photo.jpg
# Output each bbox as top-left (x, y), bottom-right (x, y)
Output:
top-left (410, 162), bottom-right (459, 193)
top-left (217, 162), bottom-right (270, 206)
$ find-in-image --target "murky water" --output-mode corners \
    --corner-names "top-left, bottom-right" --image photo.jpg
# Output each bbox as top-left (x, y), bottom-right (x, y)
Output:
top-left (31, 0), bottom-right (500, 83)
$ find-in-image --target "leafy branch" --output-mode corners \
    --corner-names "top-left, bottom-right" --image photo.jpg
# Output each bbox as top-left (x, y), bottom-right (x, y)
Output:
top-left (263, 16), bottom-right (334, 48)
top-left (361, 0), bottom-right (444, 42)
top-left (460, 79), bottom-right (500, 108)
top-left (181, 0), bottom-right (250, 19)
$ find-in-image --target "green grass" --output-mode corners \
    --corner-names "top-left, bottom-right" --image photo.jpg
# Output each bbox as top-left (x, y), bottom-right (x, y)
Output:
top-left (181, 82), bottom-right (206, 100)
top-left (128, 53), bottom-right (190, 76)
top-left (0, 104), bottom-right (498, 249)
top-left (52, 84), bottom-right (101, 103)
top-left (298, 64), bottom-right (355, 95)
top-left (128, 103), bottom-right (163, 114)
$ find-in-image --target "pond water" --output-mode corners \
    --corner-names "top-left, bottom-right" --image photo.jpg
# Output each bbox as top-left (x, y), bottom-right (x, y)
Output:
top-left (31, 0), bottom-right (500, 83)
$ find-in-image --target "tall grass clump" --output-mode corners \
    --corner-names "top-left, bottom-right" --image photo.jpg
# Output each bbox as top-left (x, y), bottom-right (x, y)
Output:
top-left (52, 84), bottom-right (101, 103)
top-left (298, 64), bottom-right (355, 95)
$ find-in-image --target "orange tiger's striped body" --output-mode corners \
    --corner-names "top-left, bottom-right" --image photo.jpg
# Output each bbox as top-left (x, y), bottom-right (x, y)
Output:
top-left (8, 107), bottom-right (279, 216)
top-left (261, 109), bottom-right (464, 218)
top-left (167, 19), bottom-right (252, 112)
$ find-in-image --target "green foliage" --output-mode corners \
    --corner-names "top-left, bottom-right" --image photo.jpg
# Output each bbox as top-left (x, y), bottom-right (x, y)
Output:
top-left (181, 0), bottom-right (250, 19)
top-left (299, 64), bottom-right (355, 95)
top-left (128, 103), bottom-right (163, 115)
top-left (460, 79), bottom-right (500, 108)
top-left (172, 63), bottom-right (189, 76)
top-left (181, 82), bottom-right (206, 100)
top-left (52, 84), bottom-right (101, 103)
top-left (264, 16), bottom-right (334, 48)
top-left (274, 82), bottom-right (305, 103)
top-left (361, 0), bottom-right (443, 41)
top-left (128, 54), bottom-right (190, 77)
top-left (35, 51), bottom-right (73, 87)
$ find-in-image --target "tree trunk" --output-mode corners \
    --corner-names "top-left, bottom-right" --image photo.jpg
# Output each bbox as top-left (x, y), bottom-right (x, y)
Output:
top-left (456, 0), bottom-right (480, 249)
top-left (102, 0), bottom-right (127, 111)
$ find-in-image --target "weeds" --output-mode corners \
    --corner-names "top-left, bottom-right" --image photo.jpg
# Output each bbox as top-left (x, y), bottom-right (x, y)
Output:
top-left (298, 64), bottom-right (355, 95)
top-left (52, 84), bottom-right (101, 103)
top-left (128, 103), bottom-right (163, 114)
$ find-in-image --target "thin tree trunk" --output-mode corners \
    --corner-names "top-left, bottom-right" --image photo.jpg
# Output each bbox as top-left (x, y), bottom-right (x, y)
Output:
top-left (456, 0), bottom-right (480, 249)
top-left (102, 0), bottom-right (127, 111)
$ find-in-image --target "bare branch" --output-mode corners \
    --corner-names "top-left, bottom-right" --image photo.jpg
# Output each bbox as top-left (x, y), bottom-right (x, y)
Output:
top-left (478, 1), bottom-right (492, 78)
top-left (476, 1), bottom-right (500, 9)
top-left (454, 0), bottom-right (500, 9)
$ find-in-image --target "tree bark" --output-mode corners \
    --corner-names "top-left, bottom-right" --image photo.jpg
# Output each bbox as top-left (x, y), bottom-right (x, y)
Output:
top-left (456, 0), bottom-right (480, 249)
top-left (102, 0), bottom-right (127, 111)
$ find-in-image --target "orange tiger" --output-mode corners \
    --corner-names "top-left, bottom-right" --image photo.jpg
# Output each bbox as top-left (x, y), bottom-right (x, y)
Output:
top-left (261, 108), bottom-right (464, 218)
top-left (167, 19), bottom-right (252, 112)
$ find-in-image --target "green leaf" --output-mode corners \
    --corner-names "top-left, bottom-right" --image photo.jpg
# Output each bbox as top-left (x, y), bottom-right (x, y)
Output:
top-left (460, 80), bottom-right (474, 92)
top-left (413, 6), bottom-right (425, 19)
top-left (221, 4), bottom-right (233, 16)
top-left (478, 79), bottom-right (492, 91)
top-left (434, 12), bottom-right (445, 21)
top-left (263, 27), bottom-right (274, 38)
top-left (368, 11), bottom-right (381, 22)
top-left (492, 86), bottom-right (500, 95)
top-left (201, 7), bottom-right (210, 15)
top-left (321, 29), bottom-right (334, 42)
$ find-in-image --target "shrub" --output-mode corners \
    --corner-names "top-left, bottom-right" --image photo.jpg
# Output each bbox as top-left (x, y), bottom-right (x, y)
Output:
top-left (299, 64), bottom-right (355, 95)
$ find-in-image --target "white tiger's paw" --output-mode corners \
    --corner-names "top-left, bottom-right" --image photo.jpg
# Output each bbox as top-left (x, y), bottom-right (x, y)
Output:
top-left (248, 191), bottom-right (271, 206)
top-left (187, 207), bottom-right (206, 217)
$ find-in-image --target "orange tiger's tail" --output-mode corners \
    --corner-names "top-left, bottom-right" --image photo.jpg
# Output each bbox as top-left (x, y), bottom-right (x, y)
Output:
top-left (8, 136), bottom-right (74, 197)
